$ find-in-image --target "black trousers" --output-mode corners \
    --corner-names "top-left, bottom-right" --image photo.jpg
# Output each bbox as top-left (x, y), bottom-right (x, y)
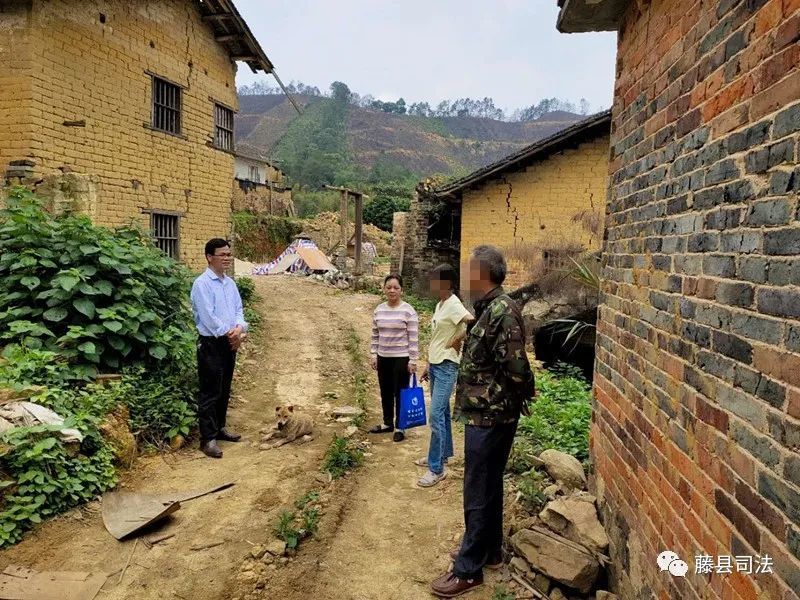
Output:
top-left (454, 420), bottom-right (518, 579)
top-left (197, 336), bottom-right (237, 442)
top-left (376, 356), bottom-right (410, 428)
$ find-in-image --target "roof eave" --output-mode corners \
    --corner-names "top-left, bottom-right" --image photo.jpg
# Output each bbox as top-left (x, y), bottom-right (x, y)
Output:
top-left (198, 0), bottom-right (274, 74)
top-left (556, 0), bottom-right (628, 33)
top-left (430, 110), bottom-right (612, 200)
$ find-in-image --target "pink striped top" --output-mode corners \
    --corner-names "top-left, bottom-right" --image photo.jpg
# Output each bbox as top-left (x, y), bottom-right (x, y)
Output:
top-left (371, 301), bottom-right (420, 362)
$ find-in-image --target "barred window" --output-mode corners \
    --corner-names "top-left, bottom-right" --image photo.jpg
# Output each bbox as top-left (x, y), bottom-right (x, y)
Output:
top-left (214, 103), bottom-right (234, 151)
top-left (151, 76), bottom-right (181, 135)
top-left (151, 212), bottom-right (180, 259)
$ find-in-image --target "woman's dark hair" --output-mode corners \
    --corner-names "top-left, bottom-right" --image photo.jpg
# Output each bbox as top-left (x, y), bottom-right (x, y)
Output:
top-left (429, 264), bottom-right (458, 292)
top-left (384, 273), bottom-right (403, 287)
top-left (205, 238), bottom-right (230, 258)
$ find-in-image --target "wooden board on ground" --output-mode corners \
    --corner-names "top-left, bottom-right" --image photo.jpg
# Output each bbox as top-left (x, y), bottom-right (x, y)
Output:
top-left (0, 565), bottom-right (106, 600)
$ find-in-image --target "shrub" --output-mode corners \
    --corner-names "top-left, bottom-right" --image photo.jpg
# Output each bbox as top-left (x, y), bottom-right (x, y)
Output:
top-left (321, 435), bottom-right (363, 479)
top-left (363, 196), bottom-right (410, 232)
top-left (517, 369), bottom-right (592, 462)
top-left (516, 468), bottom-right (548, 512)
top-left (0, 413), bottom-right (117, 546)
top-left (273, 490), bottom-right (322, 551)
top-left (0, 188), bottom-right (195, 380)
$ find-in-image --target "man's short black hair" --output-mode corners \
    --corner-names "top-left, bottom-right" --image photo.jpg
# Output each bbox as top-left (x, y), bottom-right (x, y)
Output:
top-left (384, 273), bottom-right (403, 287)
top-left (472, 245), bottom-right (507, 285)
top-left (205, 238), bottom-right (230, 257)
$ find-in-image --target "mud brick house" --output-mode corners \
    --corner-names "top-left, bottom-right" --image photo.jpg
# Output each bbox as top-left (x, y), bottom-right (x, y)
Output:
top-left (0, 0), bottom-right (276, 267)
top-left (407, 111), bottom-right (611, 293)
top-left (556, 0), bottom-right (800, 598)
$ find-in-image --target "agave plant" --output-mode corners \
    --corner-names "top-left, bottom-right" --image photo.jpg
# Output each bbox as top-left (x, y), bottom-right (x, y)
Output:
top-left (548, 318), bottom-right (596, 354)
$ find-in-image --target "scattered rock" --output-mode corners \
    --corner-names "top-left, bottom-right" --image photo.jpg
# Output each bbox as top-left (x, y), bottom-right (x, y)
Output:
top-left (343, 425), bottom-right (358, 438)
top-left (335, 280), bottom-right (350, 290)
top-left (250, 544), bottom-right (267, 559)
top-left (169, 434), bottom-right (185, 450)
top-left (331, 406), bottom-right (364, 418)
top-left (261, 554), bottom-right (274, 565)
top-left (533, 573), bottom-right (551, 595)
top-left (265, 540), bottom-right (287, 557)
top-left (539, 498), bottom-right (609, 553)
top-left (539, 450), bottom-right (587, 490)
top-left (549, 587), bottom-right (568, 600)
top-left (596, 592), bottom-right (618, 600)
top-left (544, 484), bottom-right (561, 500)
top-left (512, 527), bottom-right (600, 594)
top-left (569, 491), bottom-right (597, 504)
top-left (510, 557), bottom-right (532, 577)
top-left (279, 557), bottom-right (289, 565)
top-left (335, 417), bottom-right (353, 423)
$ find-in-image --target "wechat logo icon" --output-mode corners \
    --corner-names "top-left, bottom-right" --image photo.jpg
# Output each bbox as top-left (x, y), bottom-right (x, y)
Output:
top-left (657, 550), bottom-right (688, 577)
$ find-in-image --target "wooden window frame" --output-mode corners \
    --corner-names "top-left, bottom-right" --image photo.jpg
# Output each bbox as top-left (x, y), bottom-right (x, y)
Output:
top-left (213, 102), bottom-right (235, 151)
top-left (147, 210), bottom-right (181, 259)
top-left (150, 74), bottom-right (183, 136)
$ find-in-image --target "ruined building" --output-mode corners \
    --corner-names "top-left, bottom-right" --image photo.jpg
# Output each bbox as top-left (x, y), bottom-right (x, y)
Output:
top-left (402, 111), bottom-right (611, 294)
top-left (557, 0), bottom-right (800, 598)
top-left (0, 0), bottom-right (276, 267)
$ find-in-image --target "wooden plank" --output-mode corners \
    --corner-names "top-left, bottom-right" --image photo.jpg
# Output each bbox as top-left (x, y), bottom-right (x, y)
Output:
top-left (354, 194), bottom-right (363, 275)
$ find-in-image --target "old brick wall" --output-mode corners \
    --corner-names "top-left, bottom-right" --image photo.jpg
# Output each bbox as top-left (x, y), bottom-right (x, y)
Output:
top-left (408, 191), bottom-right (459, 295)
top-left (232, 181), bottom-right (294, 215)
top-left (0, 0), bottom-right (238, 269)
top-left (0, 2), bottom-right (34, 169)
top-left (459, 136), bottom-right (609, 291)
top-left (595, 0), bottom-right (800, 599)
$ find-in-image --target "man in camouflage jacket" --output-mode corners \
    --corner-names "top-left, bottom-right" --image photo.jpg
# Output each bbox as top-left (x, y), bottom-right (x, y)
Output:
top-left (431, 245), bottom-right (535, 598)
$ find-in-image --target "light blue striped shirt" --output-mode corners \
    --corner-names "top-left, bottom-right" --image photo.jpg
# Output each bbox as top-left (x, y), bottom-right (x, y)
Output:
top-left (190, 268), bottom-right (248, 337)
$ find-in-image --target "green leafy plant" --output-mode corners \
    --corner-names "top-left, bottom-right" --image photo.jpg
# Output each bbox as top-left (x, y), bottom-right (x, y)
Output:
top-left (517, 369), bottom-right (592, 462)
top-left (491, 585), bottom-right (516, 600)
top-left (0, 421), bottom-right (117, 547)
top-left (322, 435), bottom-right (363, 479)
top-left (274, 490), bottom-right (322, 551)
top-left (0, 188), bottom-right (195, 379)
top-left (517, 468), bottom-right (548, 512)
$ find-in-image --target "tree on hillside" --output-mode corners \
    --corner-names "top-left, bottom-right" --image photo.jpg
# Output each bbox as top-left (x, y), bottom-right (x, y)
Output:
top-left (273, 81), bottom-right (353, 189)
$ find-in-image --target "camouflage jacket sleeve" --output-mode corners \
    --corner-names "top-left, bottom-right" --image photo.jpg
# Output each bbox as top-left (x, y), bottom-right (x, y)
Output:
top-left (487, 299), bottom-right (535, 401)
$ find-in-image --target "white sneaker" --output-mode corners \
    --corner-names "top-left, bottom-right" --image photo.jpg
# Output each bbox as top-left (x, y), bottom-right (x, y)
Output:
top-left (417, 470), bottom-right (447, 488)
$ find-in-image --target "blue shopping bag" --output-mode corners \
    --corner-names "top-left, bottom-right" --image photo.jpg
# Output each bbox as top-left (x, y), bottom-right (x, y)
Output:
top-left (398, 374), bottom-right (427, 429)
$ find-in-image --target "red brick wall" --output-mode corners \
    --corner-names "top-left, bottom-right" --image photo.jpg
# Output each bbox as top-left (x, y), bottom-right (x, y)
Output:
top-left (595, 1), bottom-right (800, 598)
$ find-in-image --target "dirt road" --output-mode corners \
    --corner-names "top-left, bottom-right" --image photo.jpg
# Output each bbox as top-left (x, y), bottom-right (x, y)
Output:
top-left (0, 277), bottom-right (504, 600)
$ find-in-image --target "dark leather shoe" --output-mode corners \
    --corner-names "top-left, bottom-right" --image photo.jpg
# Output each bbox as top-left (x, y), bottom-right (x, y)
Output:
top-left (201, 440), bottom-right (223, 458)
top-left (430, 572), bottom-right (483, 598)
top-left (393, 431), bottom-right (405, 442)
top-left (449, 548), bottom-right (502, 570)
top-left (217, 429), bottom-right (241, 442)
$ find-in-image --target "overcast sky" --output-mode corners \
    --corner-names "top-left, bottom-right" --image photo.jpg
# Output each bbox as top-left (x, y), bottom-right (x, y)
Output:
top-left (233, 0), bottom-right (617, 114)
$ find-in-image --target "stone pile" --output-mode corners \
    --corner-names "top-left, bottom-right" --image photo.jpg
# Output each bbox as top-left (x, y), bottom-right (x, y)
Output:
top-left (504, 449), bottom-right (617, 600)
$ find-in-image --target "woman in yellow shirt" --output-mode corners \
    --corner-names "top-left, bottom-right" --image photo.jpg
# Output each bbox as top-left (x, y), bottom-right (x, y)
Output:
top-left (417, 264), bottom-right (474, 487)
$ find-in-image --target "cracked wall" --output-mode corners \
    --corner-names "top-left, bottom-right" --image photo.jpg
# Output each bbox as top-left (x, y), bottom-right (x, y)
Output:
top-left (459, 136), bottom-right (609, 290)
top-left (0, 0), bottom-right (238, 268)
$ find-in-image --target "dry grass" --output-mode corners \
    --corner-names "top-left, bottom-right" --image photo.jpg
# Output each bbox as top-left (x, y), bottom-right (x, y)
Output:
top-left (504, 240), bottom-right (585, 294)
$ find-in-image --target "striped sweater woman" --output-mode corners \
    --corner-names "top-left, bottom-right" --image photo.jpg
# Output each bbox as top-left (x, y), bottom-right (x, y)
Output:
top-left (369, 274), bottom-right (419, 442)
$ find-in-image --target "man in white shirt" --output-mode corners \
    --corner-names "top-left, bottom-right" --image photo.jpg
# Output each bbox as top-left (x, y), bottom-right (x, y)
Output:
top-left (190, 239), bottom-right (248, 458)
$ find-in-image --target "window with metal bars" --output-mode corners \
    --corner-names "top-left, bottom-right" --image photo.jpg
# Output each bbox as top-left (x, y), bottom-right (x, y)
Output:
top-left (151, 76), bottom-right (181, 135)
top-left (214, 103), bottom-right (234, 151)
top-left (150, 212), bottom-right (180, 259)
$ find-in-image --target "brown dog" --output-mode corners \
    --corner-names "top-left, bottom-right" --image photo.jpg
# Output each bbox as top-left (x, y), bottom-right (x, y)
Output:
top-left (259, 405), bottom-right (314, 450)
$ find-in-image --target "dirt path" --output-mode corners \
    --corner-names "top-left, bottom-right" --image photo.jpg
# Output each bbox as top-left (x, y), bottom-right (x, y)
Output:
top-left (0, 277), bottom-right (505, 600)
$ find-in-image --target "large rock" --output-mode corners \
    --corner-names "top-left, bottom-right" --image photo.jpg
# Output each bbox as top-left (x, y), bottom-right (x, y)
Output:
top-left (539, 449), bottom-right (586, 490)
top-left (512, 527), bottom-right (599, 594)
top-left (596, 592), bottom-right (619, 600)
top-left (99, 405), bottom-right (137, 466)
top-left (539, 497), bottom-right (610, 553)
